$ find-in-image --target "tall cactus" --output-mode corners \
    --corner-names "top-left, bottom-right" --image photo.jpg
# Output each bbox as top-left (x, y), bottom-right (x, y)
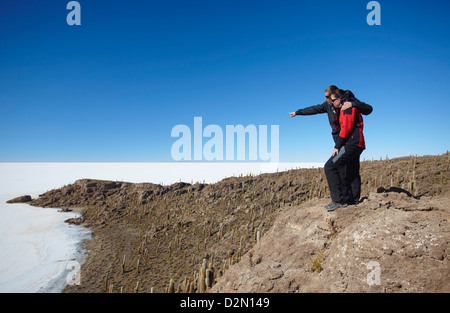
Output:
top-left (198, 263), bottom-right (206, 293)
top-left (168, 278), bottom-right (175, 293)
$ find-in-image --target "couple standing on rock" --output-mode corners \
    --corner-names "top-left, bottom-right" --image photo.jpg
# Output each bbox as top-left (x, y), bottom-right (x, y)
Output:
top-left (288, 85), bottom-right (373, 212)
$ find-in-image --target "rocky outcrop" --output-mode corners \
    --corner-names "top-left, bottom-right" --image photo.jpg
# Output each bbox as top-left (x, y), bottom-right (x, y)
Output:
top-left (7, 195), bottom-right (32, 203)
top-left (210, 191), bottom-right (450, 293)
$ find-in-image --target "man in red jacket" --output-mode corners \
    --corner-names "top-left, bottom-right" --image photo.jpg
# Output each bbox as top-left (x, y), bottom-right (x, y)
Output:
top-left (324, 89), bottom-right (366, 211)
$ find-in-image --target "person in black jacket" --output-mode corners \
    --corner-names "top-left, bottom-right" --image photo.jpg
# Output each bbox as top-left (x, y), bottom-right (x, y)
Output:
top-left (323, 89), bottom-right (366, 211)
top-left (288, 85), bottom-right (372, 142)
top-left (288, 86), bottom-right (373, 205)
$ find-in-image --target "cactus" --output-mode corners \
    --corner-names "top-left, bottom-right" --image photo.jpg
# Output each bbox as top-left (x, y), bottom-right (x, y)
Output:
top-left (104, 273), bottom-right (109, 292)
top-left (198, 263), bottom-right (207, 293)
top-left (446, 151), bottom-right (449, 171)
top-left (135, 280), bottom-right (140, 293)
top-left (121, 255), bottom-right (126, 274)
top-left (218, 223), bottom-right (224, 240)
top-left (205, 269), bottom-right (212, 288)
top-left (167, 278), bottom-right (175, 293)
top-left (182, 277), bottom-right (189, 293)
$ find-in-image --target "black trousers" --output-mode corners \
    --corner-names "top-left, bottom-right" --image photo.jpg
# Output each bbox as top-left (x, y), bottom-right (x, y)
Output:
top-left (347, 155), bottom-right (361, 203)
top-left (325, 145), bottom-right (364, 204)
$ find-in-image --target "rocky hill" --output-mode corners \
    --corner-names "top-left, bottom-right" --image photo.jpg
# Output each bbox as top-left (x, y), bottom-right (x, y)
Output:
top-left (17, 153), bottom-right (450, 292)
top-left (210, 192), bottom-right (449, 292)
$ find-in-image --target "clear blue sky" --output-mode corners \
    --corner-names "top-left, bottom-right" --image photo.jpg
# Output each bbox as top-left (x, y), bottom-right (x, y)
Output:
top-left (0, 0), bottom-right (449, 162)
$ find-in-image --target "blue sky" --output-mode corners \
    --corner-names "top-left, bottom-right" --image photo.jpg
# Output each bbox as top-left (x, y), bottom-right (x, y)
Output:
top-left (0, 0), bottom-right (449, 162)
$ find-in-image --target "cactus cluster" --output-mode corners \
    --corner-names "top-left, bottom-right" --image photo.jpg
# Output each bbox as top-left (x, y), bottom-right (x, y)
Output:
top-left (164, 258), bottom-right (217, 293)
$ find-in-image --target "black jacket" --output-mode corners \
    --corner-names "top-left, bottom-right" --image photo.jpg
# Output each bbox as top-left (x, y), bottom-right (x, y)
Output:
top-left (295, 99), bottom-right (372, 142)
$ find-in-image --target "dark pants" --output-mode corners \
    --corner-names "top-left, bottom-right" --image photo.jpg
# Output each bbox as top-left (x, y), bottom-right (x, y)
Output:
top-left (347, 156), bottom-right (361, 203)
top-left (325, 145), bottom-right (364, 204)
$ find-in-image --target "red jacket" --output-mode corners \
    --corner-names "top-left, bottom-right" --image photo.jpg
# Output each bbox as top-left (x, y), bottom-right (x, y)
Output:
top-left (334, 106), bottom-right (365, 150)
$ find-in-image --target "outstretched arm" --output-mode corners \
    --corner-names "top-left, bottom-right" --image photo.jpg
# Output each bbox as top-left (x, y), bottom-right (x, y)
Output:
top-left (289, 102), bottom-right (328, 117)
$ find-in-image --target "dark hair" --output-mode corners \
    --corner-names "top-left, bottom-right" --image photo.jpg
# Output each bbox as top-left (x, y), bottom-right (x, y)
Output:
top-left (331, 89), bottom-right (355, 101)
top-left (325, 85), bottom-right (338, 93)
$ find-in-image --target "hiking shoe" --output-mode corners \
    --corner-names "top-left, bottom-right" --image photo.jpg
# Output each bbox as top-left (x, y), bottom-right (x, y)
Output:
top-left (324, 202), bottom-right (347, 212)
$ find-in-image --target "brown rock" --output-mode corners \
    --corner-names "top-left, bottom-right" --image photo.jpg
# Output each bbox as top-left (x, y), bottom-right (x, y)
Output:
top-left (7, 195), bottom-right (32, 203)
top-left (210, 193), bottom-right (450, 293)
top-left (65, 217), bottom-right (83, 225)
